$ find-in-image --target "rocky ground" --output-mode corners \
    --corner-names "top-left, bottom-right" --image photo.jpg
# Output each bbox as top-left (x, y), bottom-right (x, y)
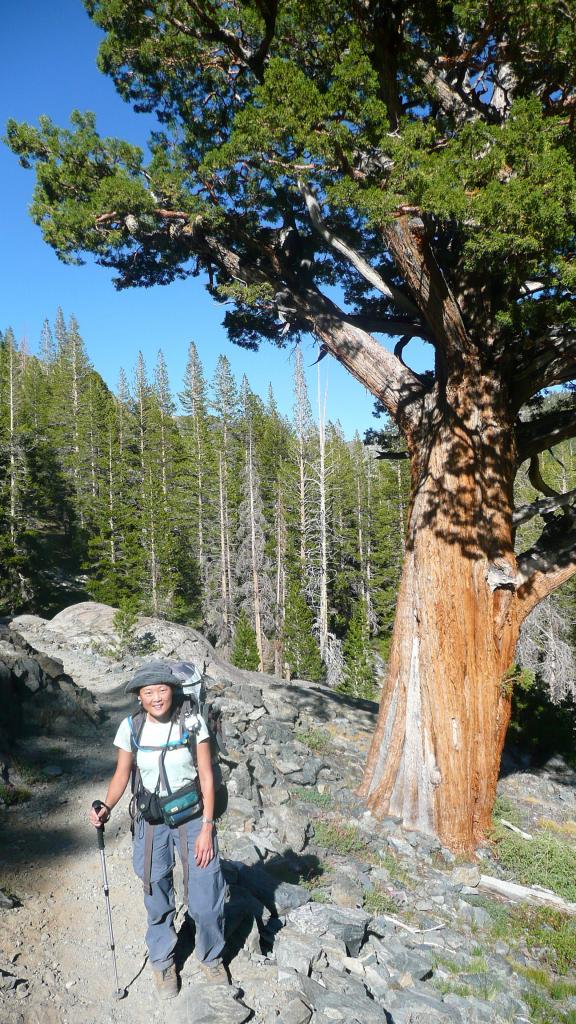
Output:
top-left (0, 603), bottom-right (575, 1024)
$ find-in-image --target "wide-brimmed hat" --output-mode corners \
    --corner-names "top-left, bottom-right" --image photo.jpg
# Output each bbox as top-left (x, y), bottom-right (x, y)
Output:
top-left (124, 660), bottom-right (181, 695)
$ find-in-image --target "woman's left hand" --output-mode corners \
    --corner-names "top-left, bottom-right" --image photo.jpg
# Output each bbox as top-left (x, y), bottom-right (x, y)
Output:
top-left (194, 824), bottom-right (214, 868)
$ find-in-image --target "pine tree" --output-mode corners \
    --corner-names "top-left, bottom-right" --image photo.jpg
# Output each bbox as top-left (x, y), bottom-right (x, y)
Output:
top-left (339, 599), bottom-right (375, 701)
top-left (231, 608), bottom-right (260, 671)
top-left (235, 377), bottom-right (274, 670)
top-left (282, 576), bottom-right (323, 682)
top-left (207, 355), bottom-right (240, 644)
top-left (179, 340), bottom-right (213, 618)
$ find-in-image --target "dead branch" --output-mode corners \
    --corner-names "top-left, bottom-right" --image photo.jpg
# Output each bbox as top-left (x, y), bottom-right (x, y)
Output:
top-left (479, 874), bottom-right (576, 915)
top-left (514, 486), bottom-right (576, 526)
top-left (297, 180), bottom-right (420, 319)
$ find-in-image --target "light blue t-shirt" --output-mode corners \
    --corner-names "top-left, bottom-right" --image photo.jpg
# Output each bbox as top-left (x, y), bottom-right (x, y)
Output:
top-left (114, 713), bottom-right (209, 794)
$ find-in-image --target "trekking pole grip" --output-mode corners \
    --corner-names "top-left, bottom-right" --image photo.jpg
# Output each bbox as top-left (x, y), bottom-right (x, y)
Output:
top-left (92, 800), bottom-right (106, 848)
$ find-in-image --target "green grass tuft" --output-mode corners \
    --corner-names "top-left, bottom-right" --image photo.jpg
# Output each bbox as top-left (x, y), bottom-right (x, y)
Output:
top-left (313, 820), bottom-right (368, 856)
top-left (363, 886), bottom-right (399, 915)
top-left (294, 728), bottom-right (332, 753)
top-left (0, 783), bottom-right (32, 806)
top-left (467, 895), bottom-right (576, 975)
top-left (492, 793), bottom-right (524, 828)
top-left (493, 829), bottom-right (576, 902)
top-left (292, 786), bottom-right (333, 807)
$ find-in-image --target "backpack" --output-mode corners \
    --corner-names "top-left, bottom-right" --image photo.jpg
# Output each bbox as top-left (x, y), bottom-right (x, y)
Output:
top-left (128, 660), bottom-right (228, 822)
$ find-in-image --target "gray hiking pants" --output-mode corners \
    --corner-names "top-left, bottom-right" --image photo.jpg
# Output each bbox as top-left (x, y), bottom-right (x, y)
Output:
top-left (132, 816), bottom-right (226, 971)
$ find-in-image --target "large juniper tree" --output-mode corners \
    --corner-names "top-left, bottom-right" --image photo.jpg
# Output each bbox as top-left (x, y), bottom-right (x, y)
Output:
top-left (6, 0), bottom-right (576, 851)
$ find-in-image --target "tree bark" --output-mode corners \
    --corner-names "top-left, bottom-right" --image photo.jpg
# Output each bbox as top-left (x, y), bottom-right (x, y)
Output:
top-left (360, 378), bottom-right (522, 852)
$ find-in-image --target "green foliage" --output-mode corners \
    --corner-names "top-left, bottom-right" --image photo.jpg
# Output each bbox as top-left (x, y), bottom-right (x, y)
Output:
top-left (6, 0), bottom-right (576, 353)
top-left (468, 895), bottom-right (576, 975)
top-left (363, 886), bottom-right (399, 915)
top-left (0, 784), bottom-right (31, 806)
top-left (492, 794), bottom-right (523, 828)
top-left (291, 786), bottom-right (333, 808)
top-left (523, 990), bottom-right (576, 1024)
top-left (493, 829), bottom-right (576, 903)
top-left (500, 663), bottom-right (535, 699)
top-left (312, 819), bottom-right (367, 856)
top-left (282, 579), bottom-right (323, 682)
top-left (508, 677), bottom-right (576, 768)
top-left (516, 965), bottom-right (576, 1000)
top-left (338, 598), bottom-right (376, 700)
top-left (11, 759), bottom-right (46, 786)
top-left (294, 728), bottom-right (332, 753)
top-left (231, 609), bottom-right (260, 670)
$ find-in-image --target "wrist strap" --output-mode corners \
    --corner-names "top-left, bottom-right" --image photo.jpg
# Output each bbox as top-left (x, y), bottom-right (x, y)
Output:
top-left (202, 817), bottom-right (214, 824)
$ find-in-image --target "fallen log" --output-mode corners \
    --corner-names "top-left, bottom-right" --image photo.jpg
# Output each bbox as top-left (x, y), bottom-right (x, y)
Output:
top-left (478, 874), bottom-right (576, 915)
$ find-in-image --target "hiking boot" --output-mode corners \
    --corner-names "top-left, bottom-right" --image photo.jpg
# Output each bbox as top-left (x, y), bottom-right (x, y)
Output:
top-left (198, 960), bottom-right (230, 985)
top-left (152, 963), bottom-right (179, 1000)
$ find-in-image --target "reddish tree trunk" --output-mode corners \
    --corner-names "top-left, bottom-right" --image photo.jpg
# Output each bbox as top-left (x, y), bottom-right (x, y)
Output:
top-left (360, 377), bottom-right (522, 852)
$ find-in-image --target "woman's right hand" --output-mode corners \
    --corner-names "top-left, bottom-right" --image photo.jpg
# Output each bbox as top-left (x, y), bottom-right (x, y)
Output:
top-left (89, 802), bottom-right (110, 827)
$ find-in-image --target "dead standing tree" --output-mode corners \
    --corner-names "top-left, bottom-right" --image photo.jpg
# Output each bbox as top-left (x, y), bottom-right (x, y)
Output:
top-left (6, 0), bottom-right (576, 851)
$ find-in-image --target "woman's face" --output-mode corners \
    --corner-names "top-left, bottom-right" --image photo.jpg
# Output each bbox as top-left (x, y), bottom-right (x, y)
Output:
top-left (139, 683), bottom-right (174, 721)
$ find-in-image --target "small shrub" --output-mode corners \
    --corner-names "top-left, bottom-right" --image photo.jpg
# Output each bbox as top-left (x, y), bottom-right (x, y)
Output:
top-left (92, 603), bottom-right (157, 659)
top-left (313, 820), bottom-right (367, 856)
top-left (0, 783), bottom-right (31, 806)
top-left (11, 761), bottom-right (43, 785)
top-left (433, 955), bottom-right (462, 975)
top-left (292, 786), bottom-right (333, 807)
top-left (309, 889), bottom-right (331, 904)
top-left (295, 728), bottom-right (332, 753)
top-left (492, 793), bottom-right (523, 828)
top-left (467, 953), bottom-right (489, 974)
top-left (434, 980), bottom-right (475, 998)
top-left (371, 849), bottom-right (413, 887)
top-left (363, 886), bottom-right (399, 915)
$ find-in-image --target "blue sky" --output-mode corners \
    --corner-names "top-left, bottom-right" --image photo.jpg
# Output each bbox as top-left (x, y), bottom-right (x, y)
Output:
top-left (2, 0), bottom-right (429, 436)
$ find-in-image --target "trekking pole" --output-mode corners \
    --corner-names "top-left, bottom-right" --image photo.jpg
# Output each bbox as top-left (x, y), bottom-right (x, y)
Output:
top-left (92, 801), bottom-right (127, 1000)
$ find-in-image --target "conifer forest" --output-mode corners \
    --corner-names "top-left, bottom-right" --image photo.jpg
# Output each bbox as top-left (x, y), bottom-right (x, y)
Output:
top-left (0, 311), bottom-right (411, 695)
top-left (1, 312), bottom-right (575, 714)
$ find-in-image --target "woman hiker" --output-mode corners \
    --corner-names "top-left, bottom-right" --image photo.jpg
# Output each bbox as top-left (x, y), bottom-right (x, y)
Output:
top-left (89, 660), bottom-right (229, 1000)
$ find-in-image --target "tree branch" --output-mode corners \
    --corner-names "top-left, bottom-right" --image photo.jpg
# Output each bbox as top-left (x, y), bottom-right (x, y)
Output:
top-left (517, 406), bottom-right (576, 462)
top-left (513, 328), bottom-right (576, 405)
top-left (382, 215), bottom-right (470, 362)
top-left (512, 483), bottom-right (573, 524)
top-left (345, 316), bottom-right (431, 340)
top-left (298, 180), bottom-right (421, 319)
top-left (516, 519), bottom-right (576, 619)
top-left (513, 486), bottom-right (576, 526)
top-left (180, 0), bottom-right (255, 68)
top-left (415, 58), bottom-right (478, 123)
top-left (192, 229), bottom-right (427, 426)
top-left (92, 201), bottom-right (426, 424)
top-left (528, 454), bottom-right (561, 498)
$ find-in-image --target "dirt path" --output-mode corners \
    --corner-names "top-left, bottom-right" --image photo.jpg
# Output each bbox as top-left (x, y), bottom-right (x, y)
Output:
top-left (0, 637), bottom-right (216, 1024)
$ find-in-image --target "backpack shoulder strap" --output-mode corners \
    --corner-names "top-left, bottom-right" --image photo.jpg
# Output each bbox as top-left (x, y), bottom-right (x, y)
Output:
top-left (178, 695), bottom-right (199, 767)
top-left (128, 710), bottom-right (147, 753)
